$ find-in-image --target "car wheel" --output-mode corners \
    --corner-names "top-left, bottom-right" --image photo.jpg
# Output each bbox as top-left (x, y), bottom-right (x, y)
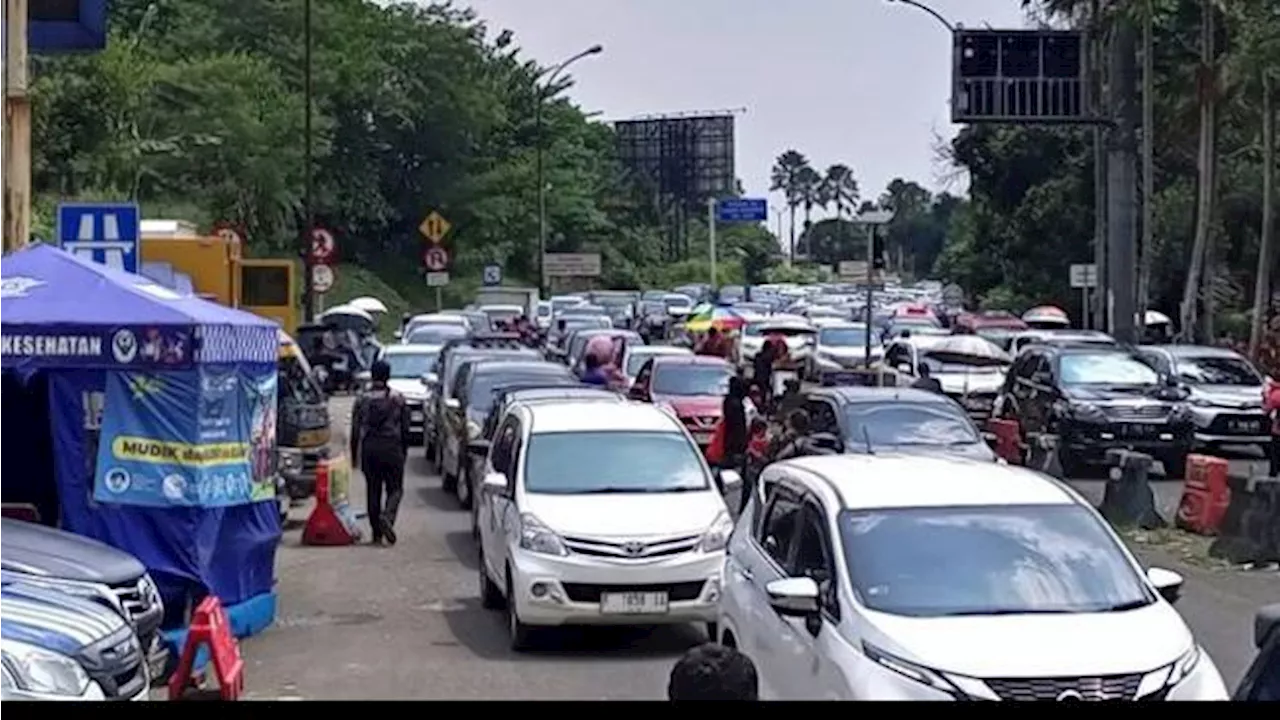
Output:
top-left (478, 547), bottom-right (504, 610)
top-left (442, 451), bottom-right (458, 493)
top-left (706, 622), bottom-right (719, 643)
top-left (506, 571), bottom-right (535, 651)
top-left (471, 498), bottom-right (480, 540)
top-left (457, 465), bottom-right (473, 510)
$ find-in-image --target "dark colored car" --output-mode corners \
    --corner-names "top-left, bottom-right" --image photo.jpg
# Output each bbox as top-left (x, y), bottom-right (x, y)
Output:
top-left (426, 334), bottom-right (535, 466)
top-left (440, 360), bottom-right (575, 506)
top-left (0, 518), bottom-right (169, 684)
top-left (801, 386), bottom-right (997, 462)
top-left (993, 345), bottom-right (1194, 477)
top-left (1233, 604), bottom-right (1279, 700)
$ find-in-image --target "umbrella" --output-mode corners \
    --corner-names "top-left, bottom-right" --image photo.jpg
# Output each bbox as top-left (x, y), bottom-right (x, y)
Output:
top-left (1022, 305), bottom-right (1070, 326)
top-left (1144, 310), bottom-right (1172, 326)
top-left (318, 304), bottom-right (375, 332)
top-left (685, 305), bottom-right (749, 332)
top-left (921, 335), bottom-right (1011, 366)
top-left (348, 296), bottom-right (389, 314)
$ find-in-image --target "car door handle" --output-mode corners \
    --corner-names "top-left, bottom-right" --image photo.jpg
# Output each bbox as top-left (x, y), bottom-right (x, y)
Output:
top-left (734, 566), bottom-right (754, 582)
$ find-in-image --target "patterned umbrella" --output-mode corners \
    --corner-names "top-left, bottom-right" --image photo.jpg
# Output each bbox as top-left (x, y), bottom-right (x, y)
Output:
top-left (685, 304), bottom-right (749, 332)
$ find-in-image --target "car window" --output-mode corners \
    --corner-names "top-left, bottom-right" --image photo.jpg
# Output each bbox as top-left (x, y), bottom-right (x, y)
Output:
top-left (819, 327), bottom-right (869, 347)
top-left (468, 369), bottom-right (573, 415)
top-left (1175, 355), bottom-right (1261, 386)
top-left (522, 431), bottom-right (709, 494)
top-left (757, 486), bottom-right (804, 571)
top-left (491, 417), bottom-right (518, 476)
top-left (1060, 354), bottom-right (1159, 386)
top-left (651, 364), bottom-right (732, 396)
top-left (843, 403), bottom-right (980, 446)
top-left (383, 351), bottom-right (440, 379)
top-left (626, 352), bottom-right (657, 377)
top-left (837, 504), bottom-right (1154, 617)
top-left (406, 324), bottom-right (468, 345)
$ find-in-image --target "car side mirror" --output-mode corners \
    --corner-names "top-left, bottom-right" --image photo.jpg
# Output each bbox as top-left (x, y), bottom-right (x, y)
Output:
top-left (393, 330), bottom-right (403, 340)
top-left (482, 472), bottom-right (510, 498)
top-left (467, 439), bottom-right (491, 457)
top-left (445, 397), bottom-right (461, 410)
top-left (719, 469), bottom-right (743, 491)
top-left (1147, 567), bottom-right (1184, 604)
top-left (982, 431), bottom-right (999, 450)
top-left (766, 577), bottom-right (821, 618)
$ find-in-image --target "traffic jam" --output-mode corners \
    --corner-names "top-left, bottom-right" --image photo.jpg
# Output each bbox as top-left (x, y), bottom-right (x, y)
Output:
top-left (364, 282), bottom-right (1277, 701)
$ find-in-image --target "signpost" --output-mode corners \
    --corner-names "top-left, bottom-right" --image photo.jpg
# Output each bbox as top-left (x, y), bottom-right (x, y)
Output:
top-left (56, 202), bottom-right (141, 274)
top-left (542, 253), bottom-right (602, 278)
top-left (418, 210), bottom-right (452, 309)
top-left (1070, 263), bottom-right (1099, 329)
top-left (419, 211), bottom-right (451, 245)
top-left (310, 264), bottom-right (335, 294)
top-left (709, 198), bottom-right (768, 286)
top-left (423, 246), bottom-right (449, 272)
top-left (941, 283), bottom-right (966, 307)
top-left (482, 264), bottom-right (502, 287)
top-left (308, 227), bottom-right (337, 265)
top-left (854, 210), bottom-right (895, 370)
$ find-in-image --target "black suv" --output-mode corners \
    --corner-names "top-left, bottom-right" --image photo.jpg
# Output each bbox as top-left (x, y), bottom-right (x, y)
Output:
top-left (993, 345), bottom-right (1194, 477)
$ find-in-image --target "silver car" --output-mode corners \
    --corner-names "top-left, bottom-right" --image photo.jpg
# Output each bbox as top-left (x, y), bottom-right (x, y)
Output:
top-left (1136, 345), bottom-right (1270, 451)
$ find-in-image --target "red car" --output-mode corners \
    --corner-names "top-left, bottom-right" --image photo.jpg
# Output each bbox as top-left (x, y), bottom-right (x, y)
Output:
top-left (628, 355), bottom-right (735, 447)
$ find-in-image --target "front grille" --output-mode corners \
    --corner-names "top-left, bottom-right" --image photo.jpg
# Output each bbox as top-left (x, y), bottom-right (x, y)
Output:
top-left (562, 581), bottom-right (705, 604)
top-left (984, 674), bottom-right (1144, 701)
top-left (1206, 413), bottom-right (1268, 435)
top-left (683, 416), bottom-right (718, 430)
top-left (110, 578), bottom-right (155, 625)
top-left (562, 533), bottom-right (701, 560)
top-left (1104, 404), bottom-right (1170, 420)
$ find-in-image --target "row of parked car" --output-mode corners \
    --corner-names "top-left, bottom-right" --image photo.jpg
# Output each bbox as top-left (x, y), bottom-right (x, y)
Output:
top-left (1, 517), bottom-right (166, 701)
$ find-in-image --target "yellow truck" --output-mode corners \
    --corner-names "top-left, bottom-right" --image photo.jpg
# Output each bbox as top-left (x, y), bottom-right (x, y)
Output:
top-left (138, 220), bottom-right (299, 335)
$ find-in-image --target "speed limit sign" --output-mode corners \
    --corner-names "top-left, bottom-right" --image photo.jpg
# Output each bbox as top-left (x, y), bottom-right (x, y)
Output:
top-left (310, 264), bottom-right (335, 293)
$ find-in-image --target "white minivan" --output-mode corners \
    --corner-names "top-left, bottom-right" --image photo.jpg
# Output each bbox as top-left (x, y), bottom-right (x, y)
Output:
top-left (470, 401), bottom-right (739, 650)
top-left (718, 454), bottom-right (1230, 701)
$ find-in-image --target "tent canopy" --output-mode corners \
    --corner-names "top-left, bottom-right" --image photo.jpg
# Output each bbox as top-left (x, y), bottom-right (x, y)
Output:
top-left (1, 244), bottom-right (277, 372)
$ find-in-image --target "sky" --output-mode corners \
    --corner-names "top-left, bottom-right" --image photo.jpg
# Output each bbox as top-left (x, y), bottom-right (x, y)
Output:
top-left (456, 0), bottom-right (1033, 213)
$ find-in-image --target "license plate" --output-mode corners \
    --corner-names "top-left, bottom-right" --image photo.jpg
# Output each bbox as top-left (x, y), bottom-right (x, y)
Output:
top-left (1229, 420), bottom-right (1262, 433)
top-left (1120, 423), bottom-right (1159, 437)
top-left (693, 432), bottom-right (712, 444)
top-left (411, 411), bottom-right (424, 422)
top-left (600, 591), bottom-right (669, 615)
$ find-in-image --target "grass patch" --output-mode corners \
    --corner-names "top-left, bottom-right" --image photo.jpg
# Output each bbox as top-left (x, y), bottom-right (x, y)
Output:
top-left (1118, 526), bottom-right (1234, 571)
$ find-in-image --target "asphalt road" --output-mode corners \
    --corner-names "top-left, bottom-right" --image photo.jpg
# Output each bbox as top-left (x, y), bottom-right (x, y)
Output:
top-left (239, 397), bottom-right (1276, 700)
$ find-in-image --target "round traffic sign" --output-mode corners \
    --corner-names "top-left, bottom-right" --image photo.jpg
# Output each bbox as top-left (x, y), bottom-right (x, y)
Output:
top-left (423, 246), bottom-right (450, 272)
top-left (309, 227), bottom-right (337, 263)
top-left (310, 264), bottom-right (335, 293)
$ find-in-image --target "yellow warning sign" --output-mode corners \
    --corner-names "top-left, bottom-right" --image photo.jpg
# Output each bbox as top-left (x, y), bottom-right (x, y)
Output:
top-left (418, 211), bottom-right (451, 244)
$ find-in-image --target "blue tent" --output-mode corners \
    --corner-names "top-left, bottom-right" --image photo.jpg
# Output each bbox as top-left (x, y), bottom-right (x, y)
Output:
top-left (1, 244), bottom-right (281, 639)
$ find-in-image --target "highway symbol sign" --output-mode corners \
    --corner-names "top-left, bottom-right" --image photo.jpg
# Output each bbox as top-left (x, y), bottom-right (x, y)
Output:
top-left (716, 198), bottom-right (768, 223)
top-left (57, 202), bottom-right (141, 274)
top-left (310, 264), bottom-right (335, 293)
top-left (309, 227), bottom-right (337, 264)
top-left (423, 246), bottom-right (450, 272)
top-left (419, 211), bottom-right (452, 244)
top-left (482, 264), bottom-right (503, 287)
top-left (426, 272), bottom-right (450, 288)
top-left (1070, 264), bottom-right (1098, 289)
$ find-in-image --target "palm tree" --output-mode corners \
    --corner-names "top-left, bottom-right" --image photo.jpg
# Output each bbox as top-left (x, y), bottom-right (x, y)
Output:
top-left (770, 150), bottom-right (809, 263)
top-left (820, 164), bottom-right (860, 219)
top-left (795, 166), bottom-right (823, 259)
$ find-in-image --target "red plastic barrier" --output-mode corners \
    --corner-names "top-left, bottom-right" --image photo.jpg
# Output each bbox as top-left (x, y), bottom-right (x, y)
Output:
top-left (985, 418), bottom-right (1024, 465)
top-left (168, 596), bottom-right (244, 701)
top-left (302, 459), bottom-right (355, 546)
top-left (1176, 454), bottom-right (1231, 535)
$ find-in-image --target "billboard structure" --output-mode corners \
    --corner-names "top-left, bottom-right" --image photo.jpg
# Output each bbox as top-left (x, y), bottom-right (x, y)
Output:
top-left (952, 29), bottom-right (1089, 124)
top-left (615, 113), bottom-right (737, 261)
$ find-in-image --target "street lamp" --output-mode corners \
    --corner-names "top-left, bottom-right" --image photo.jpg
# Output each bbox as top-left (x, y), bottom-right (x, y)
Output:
top-left (535, 44), bottom-right (603, 298)
top-left (884, 0), bottom-right (956, 32)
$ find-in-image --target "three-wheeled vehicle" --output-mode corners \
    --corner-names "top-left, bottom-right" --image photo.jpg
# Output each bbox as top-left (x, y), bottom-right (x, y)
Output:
top-left (278, 330), bottom-right (331, 502)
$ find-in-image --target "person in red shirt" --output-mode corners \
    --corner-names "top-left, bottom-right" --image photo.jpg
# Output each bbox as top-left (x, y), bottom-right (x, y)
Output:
top-left (697, 327), bottom-right (730, 358)
top-left (1264, 378), bottom-right (1280, 476)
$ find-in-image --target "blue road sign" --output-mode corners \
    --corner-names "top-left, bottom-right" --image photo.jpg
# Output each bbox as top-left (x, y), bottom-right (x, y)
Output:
top-left (30, 0), bottom-right (108, 53)
top-left (717, 198), bottom-right (768, 223)
top-left (482, 264), bottom-right (503, 287)
top-left (57, 203), bottom-right (141, 275)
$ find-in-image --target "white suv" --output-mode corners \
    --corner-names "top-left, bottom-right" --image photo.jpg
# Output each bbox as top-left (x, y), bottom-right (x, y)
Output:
top-left (470, 400), bottom-right (740, 650)
top-left (718, 454), bottom-right (1230, 701)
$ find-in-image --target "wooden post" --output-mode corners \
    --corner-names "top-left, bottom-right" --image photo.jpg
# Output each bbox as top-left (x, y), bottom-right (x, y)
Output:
top-left (3, 0), bottom-right (32, 253)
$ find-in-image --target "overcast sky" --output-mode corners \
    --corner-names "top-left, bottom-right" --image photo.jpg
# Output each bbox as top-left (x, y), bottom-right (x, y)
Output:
top-left (456, 0), bottom-right (1032, 211)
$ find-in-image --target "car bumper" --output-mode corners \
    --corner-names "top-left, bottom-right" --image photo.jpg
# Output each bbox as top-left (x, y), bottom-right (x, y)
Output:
top-left (406, 403), bottom-right (427, 443)
top-left (1189, 407), bottom-right (1269, 446)
top-left (1061, 420), bottom-right (1193, 461)
top-left (509, 547), bottom-right (724, 627)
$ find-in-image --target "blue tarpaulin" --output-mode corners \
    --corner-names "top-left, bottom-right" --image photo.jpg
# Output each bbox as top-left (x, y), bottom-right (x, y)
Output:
top-left (1, 244), bottom-right (281, 628)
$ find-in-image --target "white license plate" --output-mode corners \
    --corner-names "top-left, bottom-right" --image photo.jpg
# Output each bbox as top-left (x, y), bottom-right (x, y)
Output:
top-left (693, 432), bottom-right (712, 444)
top-left (600, 591), bottom-right (669, 615)
top-left (411, 411), bottom-right (424, 422)
top-left (1229, 420), bottom-right (1262, 433)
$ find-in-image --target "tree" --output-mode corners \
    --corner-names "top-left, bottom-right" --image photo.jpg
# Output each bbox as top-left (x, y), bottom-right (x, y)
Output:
top-left (794, 165), bottom-right (823, 257)
top-left (769, 150), bottom-right (810, 262)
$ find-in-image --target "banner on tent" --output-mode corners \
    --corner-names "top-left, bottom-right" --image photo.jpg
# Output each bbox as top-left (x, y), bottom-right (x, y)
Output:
top-left (1, 325), bottom-right (195, 371)
top-left (93, 365), bottom-right (277, 507)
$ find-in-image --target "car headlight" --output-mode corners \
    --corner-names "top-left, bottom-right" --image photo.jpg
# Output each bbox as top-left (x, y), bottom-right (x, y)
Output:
top-left (518, 513), bottom-right (568, 556)
top-left (1189, 397), bottom-right (1215, 408)
top-left (466, 420), bottom-right (482, 440)
top-left (1, 640), bottom-right (91, 696)
top-left (1136, 645), bottom-right (1203, 698)
top-left (698, 511), bottom-right (734, 553)
top-left (1064, 401), bottom-right (1108, 423)
top-left (862, 641), bottom-right (973, 699)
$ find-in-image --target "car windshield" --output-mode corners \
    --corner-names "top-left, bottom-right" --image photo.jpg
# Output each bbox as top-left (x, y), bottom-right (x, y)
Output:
top-left (1176, 355), bottom-right (1261, 386)
top-left (384, 351), bottom-right (439, 379)
top-left (406, 324), bottom-right (467, 345)
top-left (524, 431), bottom-right (709, 494)
top-left (652, 365), bottom-right (731, 396)
top-left (664, 297), bottom-right (692, 310)
top-left (843, 404), bottom-right (979, 446)
top-left (838, 504), bottom-right (1153, 617)
top-left (1060, 354), bottom-right (1159, 386)
top-left (469, 369), bottom-right (570, 413)
top-left (820, 327), bottom-right (869, 347)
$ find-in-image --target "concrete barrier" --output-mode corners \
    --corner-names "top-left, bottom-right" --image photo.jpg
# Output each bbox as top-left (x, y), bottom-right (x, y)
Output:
top-left (1098, 449), bottom-right (1166, 530)
top-left (1025, 433), bottom-right (1063, 478)
top-left (1208, 475), bottom-right (1280, 566)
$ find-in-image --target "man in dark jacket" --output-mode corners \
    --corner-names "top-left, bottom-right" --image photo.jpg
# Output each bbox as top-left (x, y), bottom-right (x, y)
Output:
top-left (722, 377), bottom-right (749, 474)
top-left (910, 363), bottom-right (945, 395)
top-left (350, 360), bottom-right (410, 546)
top-left (752, 341), bottom-right (777, 414)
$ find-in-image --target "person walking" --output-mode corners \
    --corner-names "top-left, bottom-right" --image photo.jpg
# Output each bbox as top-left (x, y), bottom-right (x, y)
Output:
top-left (752, 340), bottom-right (777, 414)
top-left (721, 377), bottom-right (749, 498)
top-left (667, 643), bottom-right (759, 701)
top-left (350, 360), bottom-right (410, 546)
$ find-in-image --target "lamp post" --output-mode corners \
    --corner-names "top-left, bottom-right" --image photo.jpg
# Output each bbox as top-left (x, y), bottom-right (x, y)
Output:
top-left (884, 0), bottom-right (956, 32)
top-left (535, 45), bottom-right (603, 298)
top-left (301, 0), bottom-right (315, 323)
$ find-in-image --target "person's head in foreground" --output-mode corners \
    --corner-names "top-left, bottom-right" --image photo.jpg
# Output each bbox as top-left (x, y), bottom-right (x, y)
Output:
top-left (667, 643), bottom-right (759, 701)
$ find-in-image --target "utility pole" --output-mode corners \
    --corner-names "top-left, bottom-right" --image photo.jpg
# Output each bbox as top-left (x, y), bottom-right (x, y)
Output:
top-left (301, 0), bottom-right (315, 323)
top-left (1137, 0), bottom-right (1155, 336)
top-left (3, 0), bottom-right (31, 253)
top-left (1090, 0), bottom-right (1108, 332)
top-left (707, 198), bottom-right (718, 288)
top-left (1106, 13), bottom-right (1139, 344)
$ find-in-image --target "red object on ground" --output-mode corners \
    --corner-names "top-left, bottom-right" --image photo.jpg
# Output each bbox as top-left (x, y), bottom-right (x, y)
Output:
top-left (1176, 454), bottom-right (1232, 535)
top-left (302, 459), bottom-right (355, 546)
top-left (167, 596), bottom-right (244, 701)
top-left (985, 418), bottom-right (1023, 464)
top-left (0, 503), bottom-right (40, 523)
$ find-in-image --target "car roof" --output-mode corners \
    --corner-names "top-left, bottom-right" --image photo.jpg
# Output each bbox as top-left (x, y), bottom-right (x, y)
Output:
top-left (781, 455), bottom-right (1079, 511)
top-left (628, 345), bottom-right (691, 356)
top-left (527, 401), bottom-right (684, 434)
top-left (810, 386), bottom-right (958, 405)
top-left (1140, 344), bottom-right (1242, 359)
top-left (501, 386), bottom-right (623, 405)
top-left (409, 313), bottom-right (466, 325)
top-left (381, 343), bottom-right (442, 355)
top-left (470, 360), bottom-right (568, 377)
top-left (652, 355), bottom-right (731, 367)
